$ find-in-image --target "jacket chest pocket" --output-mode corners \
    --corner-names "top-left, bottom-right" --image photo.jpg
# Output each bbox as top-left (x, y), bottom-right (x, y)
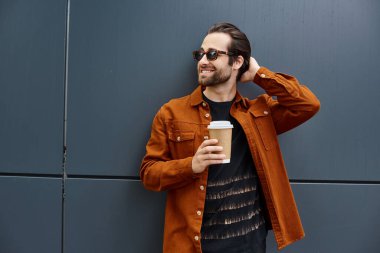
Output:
top-left (250, 110), bottom-right (277, 151)
top-left (168, 130), bottom-right (195, 159)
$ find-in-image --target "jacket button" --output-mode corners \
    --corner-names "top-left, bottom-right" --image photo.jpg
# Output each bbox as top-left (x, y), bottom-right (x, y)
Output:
top-left (263, 111), bottom-right (268, 115)
top-left (197, 210), bottom-right (202, 216)
top-left (202, 102), bottom-right (207, 107)
top-left (200, 185), bottom-right (205, 190)
top-left (205, 113), bottom-right (210, 118)
top-left (260, 73), bottom-right (266, 78)
top-left (203, 136), bottom-right (209, 140)
top-left (194, 235), bottom-right (199, 241)
top-left (176, 136), bottom-right (181, 141)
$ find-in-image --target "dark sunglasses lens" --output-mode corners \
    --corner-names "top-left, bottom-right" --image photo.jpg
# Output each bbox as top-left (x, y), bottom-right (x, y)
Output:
top-left (193, 51), bottom-right (204, 61)
top-left (206, 50), bottom-right (218, 61)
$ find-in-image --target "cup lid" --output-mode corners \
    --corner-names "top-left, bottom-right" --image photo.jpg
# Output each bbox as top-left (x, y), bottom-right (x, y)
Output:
top-left (207, 121), bottom-right (234, 129)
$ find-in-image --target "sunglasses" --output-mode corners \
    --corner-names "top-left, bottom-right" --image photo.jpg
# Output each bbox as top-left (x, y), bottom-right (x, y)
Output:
top-left (192, 49), bottom-right (235, 61)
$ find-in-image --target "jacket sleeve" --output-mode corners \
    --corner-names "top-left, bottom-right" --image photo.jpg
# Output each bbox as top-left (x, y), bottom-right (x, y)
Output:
top-left (139, 107), bottom-right (199, 192)
top-left (253, 67), bottom-right (321, 135)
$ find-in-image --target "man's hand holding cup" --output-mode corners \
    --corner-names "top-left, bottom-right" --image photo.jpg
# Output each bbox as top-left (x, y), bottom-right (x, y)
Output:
top-left (192, 139), bottom-right (225, 174)
top-left (192, 121), bottom-right (234, 174)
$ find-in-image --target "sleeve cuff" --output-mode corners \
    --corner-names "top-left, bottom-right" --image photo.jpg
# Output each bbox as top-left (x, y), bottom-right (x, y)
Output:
top-left (253, 66), bottom-right (300, 98)
top-left (178, 156), bottom-right (202, 180)
top-left (253, 66), bottom-right (273, 83)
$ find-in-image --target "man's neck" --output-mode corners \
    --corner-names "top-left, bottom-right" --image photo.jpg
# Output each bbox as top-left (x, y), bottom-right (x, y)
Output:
top-left (203, 82), bottom-right (237, 102)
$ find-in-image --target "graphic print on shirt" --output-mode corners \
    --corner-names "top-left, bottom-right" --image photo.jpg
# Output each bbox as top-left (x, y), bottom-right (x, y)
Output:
top-left (201, 169), bottom-right (265, 240)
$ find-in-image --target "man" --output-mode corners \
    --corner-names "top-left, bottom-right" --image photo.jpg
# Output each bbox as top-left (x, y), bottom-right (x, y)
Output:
top-left (140, 22), bottom-right (320, 253)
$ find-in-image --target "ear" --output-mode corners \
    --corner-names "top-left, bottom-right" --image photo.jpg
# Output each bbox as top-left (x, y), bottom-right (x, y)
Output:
top-left (232, 55), bottom-right (244, 70)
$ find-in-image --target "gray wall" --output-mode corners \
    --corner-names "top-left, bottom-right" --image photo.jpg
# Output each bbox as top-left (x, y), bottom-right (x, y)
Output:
top-left (1, 0), bottom-right (379, 252)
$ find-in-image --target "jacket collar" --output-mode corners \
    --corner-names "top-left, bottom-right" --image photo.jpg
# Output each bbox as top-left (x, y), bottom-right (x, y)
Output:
top-left (190, 85), bottom-right (248, 108)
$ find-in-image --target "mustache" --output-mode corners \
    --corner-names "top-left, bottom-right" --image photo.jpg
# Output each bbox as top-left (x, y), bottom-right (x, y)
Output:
top-left (198, 64), bottom-right (216, 71)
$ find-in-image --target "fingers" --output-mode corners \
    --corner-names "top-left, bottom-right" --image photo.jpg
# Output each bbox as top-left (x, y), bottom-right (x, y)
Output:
top-left (198, 139), bottom-right (223, 153)
top-left (207, 159), bottom-right (227, 165)
top-left (192, 139), bottom-right (226, 173)
top-left (198, 139), bottom-right (219, 149)
top-left (202, 145), bottom-right (223, 153)
top-left (198, 153), bottom-right (226, 161)
top-left (195, 154), bottom-right (226, 172)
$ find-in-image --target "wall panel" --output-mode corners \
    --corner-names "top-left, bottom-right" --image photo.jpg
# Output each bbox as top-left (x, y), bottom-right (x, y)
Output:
top-left (64, 179), bottom-right (165, 253)
top-left (0, 177), bottom-right (61, 253)
top-left (0, 0), bottom-right (66, 174)
top-left (66, 0), bottom-right (380, 180)
top-left (266, 183), bottom-right (380, 252)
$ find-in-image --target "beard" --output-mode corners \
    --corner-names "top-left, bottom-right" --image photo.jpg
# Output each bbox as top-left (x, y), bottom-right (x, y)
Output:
top-left (198, 67), bottom-right (232, 87)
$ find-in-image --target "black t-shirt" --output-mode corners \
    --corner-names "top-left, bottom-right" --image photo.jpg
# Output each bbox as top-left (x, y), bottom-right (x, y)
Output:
top-left (201, 93), bottom-right (268, 253)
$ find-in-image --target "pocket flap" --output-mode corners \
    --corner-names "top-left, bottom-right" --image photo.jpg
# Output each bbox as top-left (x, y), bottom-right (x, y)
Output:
top-left (168, 131), bottom-right (195, 142)
top-left (249, 108), bottom-right (270, 117)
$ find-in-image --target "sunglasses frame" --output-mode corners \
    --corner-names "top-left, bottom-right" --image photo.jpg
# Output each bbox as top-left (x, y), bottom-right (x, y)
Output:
top-left (192, 49), bottom-right (235, 61)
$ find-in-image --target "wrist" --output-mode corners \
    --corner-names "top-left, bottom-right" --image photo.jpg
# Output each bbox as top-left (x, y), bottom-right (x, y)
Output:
top-left (252, 65), bottom-right (260, 79)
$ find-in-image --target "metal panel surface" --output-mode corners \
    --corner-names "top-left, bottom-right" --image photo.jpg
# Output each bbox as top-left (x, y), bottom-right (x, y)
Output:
top-left (66, 0), bottom-right (199, 176)
top-left (0, 176), bottom-right (62, 253)
top-left (64, 179), bottom-right (165, 253)
top-left (0, 0), bottom-right (66, 174)
top-left (266, 183), bottom-right (380, 253)
top-left (64, 179), bottom-right (380, 252)
top-left (237, 0), bottom-right (380, 181)
top-left (66, 0), bottom-right (380, 180)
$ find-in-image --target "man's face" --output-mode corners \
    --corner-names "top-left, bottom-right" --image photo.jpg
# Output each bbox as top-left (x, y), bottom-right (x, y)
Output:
top-left (197, 33), bottom-right (234, 87)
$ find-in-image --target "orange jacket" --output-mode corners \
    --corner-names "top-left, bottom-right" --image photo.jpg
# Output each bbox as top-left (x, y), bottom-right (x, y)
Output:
top-left (140, 67), bottom-right (320, 252)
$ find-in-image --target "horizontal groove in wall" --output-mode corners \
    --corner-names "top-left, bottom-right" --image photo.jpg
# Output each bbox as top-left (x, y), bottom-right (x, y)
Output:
top-left (0, 172), bottom-right (62, 178)
top-left (290, 179), bottom-right (380, 185)
top-left (67, 174), bottom-right (140, 180)
top-left (1, 173), bottom-right (380, 185)
top-left (0, 172), bottom-right (140, 181)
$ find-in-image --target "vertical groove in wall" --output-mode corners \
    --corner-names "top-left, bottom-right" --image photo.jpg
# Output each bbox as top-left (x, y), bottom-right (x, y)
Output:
top-left (62, 0), bottom-right (71, 252)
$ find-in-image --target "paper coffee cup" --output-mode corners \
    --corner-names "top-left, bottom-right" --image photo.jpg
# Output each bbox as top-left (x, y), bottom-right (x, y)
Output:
top-left (207, 121), bottom-right (233, 163)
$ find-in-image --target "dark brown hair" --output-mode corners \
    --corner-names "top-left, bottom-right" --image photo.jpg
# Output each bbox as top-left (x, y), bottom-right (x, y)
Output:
top-left (207, 22), bottom-right (251, 81)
